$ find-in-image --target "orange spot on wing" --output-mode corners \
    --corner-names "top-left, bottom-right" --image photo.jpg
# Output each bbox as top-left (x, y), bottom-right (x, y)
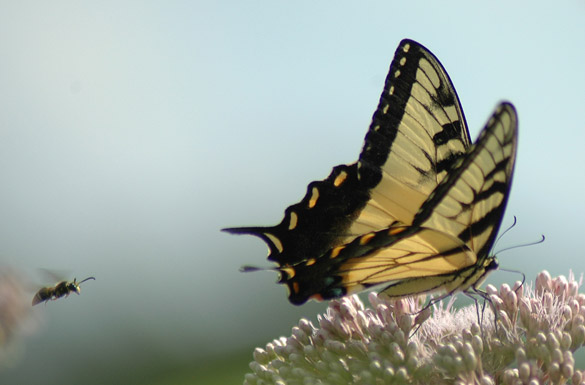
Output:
top-left (330, 246), bottom-right (344, 259)
top-left (360, 233), bottom-right (376, 245)
top-left (292, 282), bottom-right (300, 294)
top-left (310, 294), bottom-right (324, 302)
top-left (388, 227), bottom-right (406, 236)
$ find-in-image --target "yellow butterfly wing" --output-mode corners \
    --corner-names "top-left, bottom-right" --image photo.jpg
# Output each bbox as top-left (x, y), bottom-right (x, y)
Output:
top-left (224, 39), bottom-right (471, 271)
top-left (291, 103), bottom-right (517, 302)
top-left (224, 40), bottom-right (517, 305)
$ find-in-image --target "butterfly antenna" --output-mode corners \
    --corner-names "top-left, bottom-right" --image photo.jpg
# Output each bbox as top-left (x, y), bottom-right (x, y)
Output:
top-left (495, 235), bottom-right (545, 255)
top-left (493, 216), bottom-right (517, 250)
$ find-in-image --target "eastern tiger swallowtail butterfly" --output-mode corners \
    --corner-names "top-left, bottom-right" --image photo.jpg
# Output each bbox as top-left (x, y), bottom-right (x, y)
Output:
top-left (223, 39), bottom-right (517, 305)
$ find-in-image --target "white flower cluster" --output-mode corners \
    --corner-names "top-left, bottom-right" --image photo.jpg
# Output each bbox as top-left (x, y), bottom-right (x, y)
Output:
top-left (245, 271), bottom-right (585, 385)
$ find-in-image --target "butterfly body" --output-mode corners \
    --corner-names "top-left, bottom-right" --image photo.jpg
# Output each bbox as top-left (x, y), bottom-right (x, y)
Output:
top-left (225, 39), bottom-right (517, 305)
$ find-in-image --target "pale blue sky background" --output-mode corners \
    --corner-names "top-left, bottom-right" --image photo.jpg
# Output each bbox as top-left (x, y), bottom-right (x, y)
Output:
top-left (0, 1), bottom-right (584, 384)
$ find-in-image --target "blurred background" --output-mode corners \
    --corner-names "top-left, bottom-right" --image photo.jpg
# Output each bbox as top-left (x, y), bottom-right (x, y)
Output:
top-left (0, 1), bottom-right (583, 384)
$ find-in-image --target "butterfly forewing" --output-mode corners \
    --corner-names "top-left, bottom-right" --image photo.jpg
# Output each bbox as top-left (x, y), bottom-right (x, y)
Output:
top-left (350, 39), bottom-right (470, 236)
top-left (224, 39), bottom-right (471, 271)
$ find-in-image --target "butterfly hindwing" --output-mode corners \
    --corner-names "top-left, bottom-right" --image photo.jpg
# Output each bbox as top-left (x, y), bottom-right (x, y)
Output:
top-left (354, 39), bottom-right (471, 234)
top-left (225, 163), bottom-right (366, 265)
top-left (282, 226), bottom-right (477, 303)
top-left (224, 39), bottom-right (471, 269)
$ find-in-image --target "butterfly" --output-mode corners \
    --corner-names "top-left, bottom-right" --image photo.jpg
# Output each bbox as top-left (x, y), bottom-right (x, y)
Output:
top-left (223, 39), bottom-right (518, 305)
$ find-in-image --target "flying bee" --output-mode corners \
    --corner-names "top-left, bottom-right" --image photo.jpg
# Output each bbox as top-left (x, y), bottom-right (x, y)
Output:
top-left (32, 277), bottom-right (95, 306)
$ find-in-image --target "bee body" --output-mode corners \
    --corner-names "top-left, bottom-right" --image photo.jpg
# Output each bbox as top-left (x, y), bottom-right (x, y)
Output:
top-left (32, 277), bottom-right (95, 306)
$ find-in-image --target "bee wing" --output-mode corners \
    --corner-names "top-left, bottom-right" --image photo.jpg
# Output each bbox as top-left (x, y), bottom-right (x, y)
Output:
top-left (36, 268), bottom-right (70, 282)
